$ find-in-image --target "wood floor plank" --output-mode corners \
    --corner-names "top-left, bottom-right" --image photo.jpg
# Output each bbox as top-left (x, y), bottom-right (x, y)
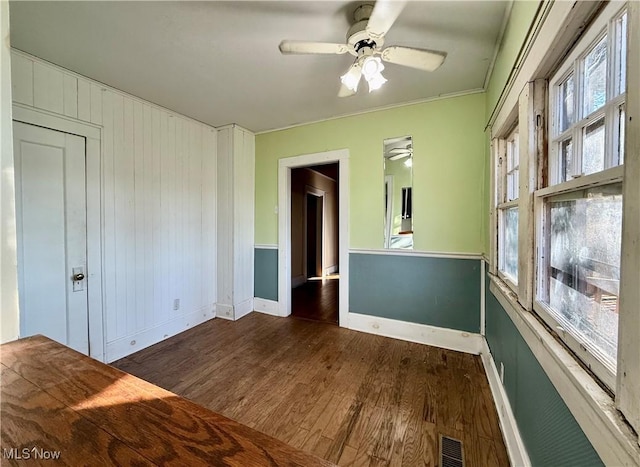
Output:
top-left (337, 445), bottom-right (358, 466)
top-left (323, 397), bottom-right (362, 463)
top-left (288, 427), bottom-right (311, 450)
top-left (113, 313), bottom-right (510, 467)
top-left (345, 403), bottom-right (385, 455)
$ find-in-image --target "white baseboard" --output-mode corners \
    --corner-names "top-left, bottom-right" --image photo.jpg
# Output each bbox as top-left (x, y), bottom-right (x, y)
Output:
top-left (324, 265), bottom-right (338, 275)
top-left (234, 298), bottom-right (254, 320)
top-left (480, 339), bottom-right (531, 466)
top-left (292, 275), bottom-right (305, 288)
top-left (216, 303), bottom-right (234, 320)
top-left (347, 312), bottom-right (483, 355)
top-left (253, 298), bottom-right (280, 316)
top-left (106, 305), bottom-right (216, 362)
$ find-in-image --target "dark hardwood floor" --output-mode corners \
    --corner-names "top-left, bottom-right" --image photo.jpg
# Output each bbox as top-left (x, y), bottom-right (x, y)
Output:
top-left (114, 313), bottom-right (509, 466)
top-left (292, 276), bottom-right (339, 324)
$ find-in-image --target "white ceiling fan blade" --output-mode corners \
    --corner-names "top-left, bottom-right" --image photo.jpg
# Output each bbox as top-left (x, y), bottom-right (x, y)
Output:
top-left (279, 40), bottom-right (349, 55)
top-left (381, 46), bottom-right (446, 72)
top-left (390, 147), bottom-right (411, 154)
top-left (388, 152), bottom-right (411, 161)
top-left (366, 0), bottom-right (407, 41)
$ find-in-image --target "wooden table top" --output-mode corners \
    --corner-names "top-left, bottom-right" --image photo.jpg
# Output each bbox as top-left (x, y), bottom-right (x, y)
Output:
top-left (0, 335), bottom-right (335, 466)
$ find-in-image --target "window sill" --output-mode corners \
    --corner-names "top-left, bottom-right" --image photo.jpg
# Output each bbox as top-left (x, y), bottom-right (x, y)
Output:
top-left (488, 274), bottom-right (640, 466)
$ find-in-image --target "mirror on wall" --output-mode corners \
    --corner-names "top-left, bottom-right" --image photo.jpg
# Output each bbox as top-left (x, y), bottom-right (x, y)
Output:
top-left (383, 136), bottom-right (413, 249)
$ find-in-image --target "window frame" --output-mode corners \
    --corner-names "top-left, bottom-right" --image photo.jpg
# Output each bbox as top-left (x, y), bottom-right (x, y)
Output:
top-left (496, 126), bottom-right (520, 289)
top-left (536, 2), bottom-right (628, 393)
top-left (487, 0), bottom-right (640, 460)
top-left (533, 167), bottom-right (623, 391)
top-left (549, 5), bottom-right (628, 185)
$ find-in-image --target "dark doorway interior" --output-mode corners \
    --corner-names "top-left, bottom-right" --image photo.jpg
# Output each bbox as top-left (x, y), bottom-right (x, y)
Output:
top-left (290, 163), bottom-right (339, 325)
top-left (306, 193), bottom-right (323, 278)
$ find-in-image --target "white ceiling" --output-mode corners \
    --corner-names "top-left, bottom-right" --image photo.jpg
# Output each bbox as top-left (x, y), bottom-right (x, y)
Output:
top-left (9, 1), bottom-right (507, 133)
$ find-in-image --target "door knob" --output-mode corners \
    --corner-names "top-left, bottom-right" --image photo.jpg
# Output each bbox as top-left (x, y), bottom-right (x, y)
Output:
top-left (73, 273), bottom-right (85, 281)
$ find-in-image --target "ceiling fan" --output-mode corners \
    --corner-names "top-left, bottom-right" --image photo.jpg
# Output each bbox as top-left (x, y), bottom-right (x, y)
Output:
top-left (388, 147), bottom-right (412, 160)
top-left (278, 0), bottom-right (447, 97)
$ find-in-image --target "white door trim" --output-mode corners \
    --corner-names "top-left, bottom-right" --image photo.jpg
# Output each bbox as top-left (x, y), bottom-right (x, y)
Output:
top-left (13, 104), bottom-right (105, 362)
top-left (278, 149), bottom-right (349, 326)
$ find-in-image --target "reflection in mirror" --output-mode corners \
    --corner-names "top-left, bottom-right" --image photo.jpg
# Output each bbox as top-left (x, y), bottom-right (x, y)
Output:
top-left (384, 136), bottom-right (413, 249)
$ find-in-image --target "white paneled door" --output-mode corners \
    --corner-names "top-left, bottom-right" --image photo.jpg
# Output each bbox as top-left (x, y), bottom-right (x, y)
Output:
top-left (13, 121), bottom-right (89, 354)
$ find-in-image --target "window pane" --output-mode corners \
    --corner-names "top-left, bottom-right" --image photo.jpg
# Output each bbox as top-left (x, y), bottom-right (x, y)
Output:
top-left (559, 74), bottom-right (574, 132)
top-left (619, 105), bottom-right (626, 164)
top-left (582, 117), bottom-right (605, 175)
top-left (547, 184), bottom-right (622, 368)
top-left (501, 207), bottom-right (518, 282)
top-left (505, 132), bottom-right (519, 202)
top-left (616, 12), bottom-right (627, 95)
top-left (561, 138), bottom-right (573, 182)
top-left (583, 36), bottom-right (607, 116)
top-left (508, 169), bottom-right (519, 202)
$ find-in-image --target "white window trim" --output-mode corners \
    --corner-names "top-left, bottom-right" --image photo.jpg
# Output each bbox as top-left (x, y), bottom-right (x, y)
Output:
top-left (533, 300), bottom-right (616, 391)
top-left (496, 126), bottom-right (520, 289)
top-left (534, 170), bottom-right (622, 391)
top-left (488, 0), bottom-right (640, 459)
top-left (539, 1), bottom-right (627, 394)
top-left (617, 0), bottom-right (640, 443)
top-left (549, 3), bottom-right (628, 184)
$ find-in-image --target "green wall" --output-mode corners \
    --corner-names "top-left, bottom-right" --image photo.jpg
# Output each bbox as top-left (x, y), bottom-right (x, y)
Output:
top-left (254, 248), bottom-right (278, 301)
top-left (350, 254), bottom-right (480, 332)
top-left (485, 278), bottom-right (603, 466)
top-left (482, 1), bottom-right (541, 255)
top-left (485, 1), bottom-right (541, 119)
top-left (256, 92), bottom-right (486, 253)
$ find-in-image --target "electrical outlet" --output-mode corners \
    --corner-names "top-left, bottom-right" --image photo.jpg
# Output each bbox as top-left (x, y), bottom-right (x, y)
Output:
top-left (173, 299), bottom-right (180, 311)
top-left (499, 362), bottom-right (505, 383)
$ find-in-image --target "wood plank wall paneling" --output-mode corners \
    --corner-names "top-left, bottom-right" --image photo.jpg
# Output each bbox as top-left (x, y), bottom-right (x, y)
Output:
top-left (11, 51), bottom-right (218, 361)
top-left (216, 126), bottom-right (255, 319)
top-left (234, 129), bottom-right (255, 305)
top-left (216, 128), bottom-right (233, 310)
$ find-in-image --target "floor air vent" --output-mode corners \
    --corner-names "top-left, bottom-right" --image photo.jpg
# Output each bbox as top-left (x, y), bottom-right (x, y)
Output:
top-left (440, 435), bottom-right (464, 467)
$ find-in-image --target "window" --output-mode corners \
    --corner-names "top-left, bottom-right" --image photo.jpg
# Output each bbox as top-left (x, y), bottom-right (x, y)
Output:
top-left (497, 127), bottom-right (519, 285)
top-left (550, 7), bottom-right (627, 183)
top-left (536, 3), bottom-right (627, 390)
top-left (489, 0), bottom-right (639, 455)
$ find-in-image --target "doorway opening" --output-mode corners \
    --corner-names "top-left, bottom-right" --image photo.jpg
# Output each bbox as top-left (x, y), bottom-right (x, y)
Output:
top-left (277, 149), bottom-right (349, 326)
top-left (290, 164), bottom-right (339, 324)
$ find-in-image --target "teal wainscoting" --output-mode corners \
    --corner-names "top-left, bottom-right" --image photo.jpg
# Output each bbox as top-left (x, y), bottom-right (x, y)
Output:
top-left (254, 248), bottom-right (278, 301)
top-left (485, 276), bottom-right (603, 466)
top-left (349, 253), bottom-right (481, 333)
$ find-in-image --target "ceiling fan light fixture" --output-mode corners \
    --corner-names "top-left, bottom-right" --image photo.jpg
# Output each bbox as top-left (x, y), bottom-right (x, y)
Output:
top-left (366, 71), bottom-right (387, 92)
top-left (361, 56), bottom-right (383, 80)
top-left (361, 56), bottom-right (386, 92)
top-left (340, 62), bottom-right (362, 92)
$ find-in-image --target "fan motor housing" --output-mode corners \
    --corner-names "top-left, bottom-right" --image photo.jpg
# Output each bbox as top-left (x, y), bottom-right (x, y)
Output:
top-left (346, 3), bottom-right (383, 51)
